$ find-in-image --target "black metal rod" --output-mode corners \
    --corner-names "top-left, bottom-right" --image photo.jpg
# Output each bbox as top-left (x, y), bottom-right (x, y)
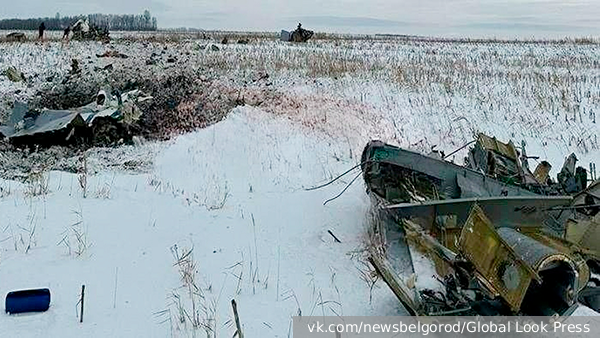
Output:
top-left (231, 299), bottom-right (243, 338)
top-left (328, 230), bottom-right (341, 243)
top-left (443, 140), bottom-right (476, 160)
top-left (80, 285), bottom-right (85, 323)
top-left (547, 203), bottom-right (600, 211)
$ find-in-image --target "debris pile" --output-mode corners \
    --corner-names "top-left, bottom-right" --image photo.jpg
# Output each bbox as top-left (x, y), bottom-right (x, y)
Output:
top-left (6, 32), bottom-right (26, 42)
top-left (4, 67), bottom-right (26, 82)
top-left (465, 133), bottom-right (588, 195)
top-left (280, 23), bottom-right (314, 42)
top-left (96, 50), bottom-right (128, 59)
top-left (71, 19), bottom-right (110, 42)
top-left (361, 134), bottom-right (600, 316)
top-left (0, 89), bottom-right (151, 148)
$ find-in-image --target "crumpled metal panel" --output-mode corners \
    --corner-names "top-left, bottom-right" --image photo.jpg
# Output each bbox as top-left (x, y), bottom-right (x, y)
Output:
top-left (10, 110), bottom-right (83, 137)
top-left (477, 133), bottom-right (518, 161)
top-left (361, 140), bottom-right (536, 201)
top-left (385, 195), bottom-right (572, 230)
top-left (567, 215), bottom-right (600, 256)
top-left (280, 30), bottom-right (291, 41)
top-left (0, 101), bottom-right (28, 138)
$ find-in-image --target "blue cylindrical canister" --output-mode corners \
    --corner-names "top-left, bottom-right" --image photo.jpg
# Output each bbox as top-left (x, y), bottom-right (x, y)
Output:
top-left (5, 288), bottom-right (51, 314)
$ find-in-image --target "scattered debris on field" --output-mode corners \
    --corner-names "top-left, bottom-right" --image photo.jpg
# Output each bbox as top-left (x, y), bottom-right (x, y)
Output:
top-left (94, 64), bottom-right (113, 72)
top-left (6, 32), bottom-right (26, 42)
top-left (4, 67), bottom-right (26, 82)
top-left (96, 50), bottom-right (128, 59)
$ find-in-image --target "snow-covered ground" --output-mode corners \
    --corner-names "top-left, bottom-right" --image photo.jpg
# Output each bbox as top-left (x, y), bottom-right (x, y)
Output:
top-left (1, 34), bottom-right (600, 336)
top-left (0, 107), bottom-right (405, 337)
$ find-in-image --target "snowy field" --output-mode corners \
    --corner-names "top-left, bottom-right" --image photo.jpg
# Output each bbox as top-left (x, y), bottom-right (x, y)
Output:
top-left (1, 33), bottom-right (600, 336)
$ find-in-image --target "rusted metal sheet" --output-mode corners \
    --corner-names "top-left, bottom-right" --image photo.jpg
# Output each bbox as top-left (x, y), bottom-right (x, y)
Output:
top-left (477, 133), bottom-right (519, 161)
top-left (534, 161), bottom-right (552, 184)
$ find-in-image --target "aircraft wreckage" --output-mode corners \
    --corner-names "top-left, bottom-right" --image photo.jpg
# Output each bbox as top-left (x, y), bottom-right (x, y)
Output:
top-left (361, 134), bottom-right (600, 316)
top-left (0, 89), bottom-right (151, 148)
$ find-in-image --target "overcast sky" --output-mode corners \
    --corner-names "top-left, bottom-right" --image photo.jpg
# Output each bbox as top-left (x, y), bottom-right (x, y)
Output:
top-left (1, 0), bottom-right (598, 38)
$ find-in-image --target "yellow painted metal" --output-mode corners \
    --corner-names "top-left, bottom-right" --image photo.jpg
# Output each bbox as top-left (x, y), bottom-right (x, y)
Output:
top-left (459, 204), bottom-right (538, 311)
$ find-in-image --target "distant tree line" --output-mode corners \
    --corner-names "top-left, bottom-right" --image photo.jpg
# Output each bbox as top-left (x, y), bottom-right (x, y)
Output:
top-left (0, 10), bottom-right (157, 31)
